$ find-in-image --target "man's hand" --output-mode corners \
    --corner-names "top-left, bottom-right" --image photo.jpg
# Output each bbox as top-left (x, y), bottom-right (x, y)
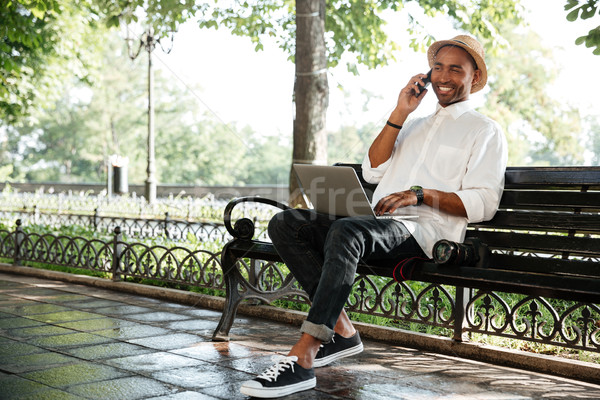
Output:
top-left (393, 73), bottom-right (430, 118)
top-left (368, 71), bottom-right (471, 220)
top-left (369, 73), bottom-right (432, 168)
top-left (374, 191), bottom-right (417, 215)
top-left (374, 189), bottom-right (468, 218)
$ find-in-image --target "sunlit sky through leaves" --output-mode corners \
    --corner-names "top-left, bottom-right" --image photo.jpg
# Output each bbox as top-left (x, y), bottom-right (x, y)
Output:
top-left (154, 1), bottom-right (600, 145)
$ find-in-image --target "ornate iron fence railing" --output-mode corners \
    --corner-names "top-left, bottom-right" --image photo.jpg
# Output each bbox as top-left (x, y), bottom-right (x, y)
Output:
top-left (0, 219), bottom-right (598, 355)
top-left (239, 256), bottom-right (600, 354)
top-left (0, 220), bottom-right (226, 293)
top-left (0, 207), bottom-right (272, 242)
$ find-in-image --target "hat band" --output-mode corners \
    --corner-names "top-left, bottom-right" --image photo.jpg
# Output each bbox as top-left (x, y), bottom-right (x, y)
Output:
top-left (452, 39), bottom-right (468, 46)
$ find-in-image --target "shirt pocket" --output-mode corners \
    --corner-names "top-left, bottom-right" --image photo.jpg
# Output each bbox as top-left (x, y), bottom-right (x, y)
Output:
top-left (431, 144), bottom-right (469, 184)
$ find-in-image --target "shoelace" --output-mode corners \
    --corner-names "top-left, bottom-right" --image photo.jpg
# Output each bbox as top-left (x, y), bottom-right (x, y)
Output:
top-left (256, 355), bottom-right (298, 382)
top-left (318, 336), bottom-right (335, 350)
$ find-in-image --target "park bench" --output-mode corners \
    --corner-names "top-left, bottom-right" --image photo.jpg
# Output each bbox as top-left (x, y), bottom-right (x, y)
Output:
top-left (212, 165), bottom-right (600, 342)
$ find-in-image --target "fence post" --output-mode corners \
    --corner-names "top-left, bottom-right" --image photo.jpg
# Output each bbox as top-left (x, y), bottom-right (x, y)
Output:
top-left (93, 208), bottom-right (99, 231)
top-left (112, 226), bottom-right (123, 282)
top-left (453, 286), bottom-right (470, 342)
top-left (13, 219), bottom-right (23, 266)
top-left (164, 212), bottom-right (170, 239)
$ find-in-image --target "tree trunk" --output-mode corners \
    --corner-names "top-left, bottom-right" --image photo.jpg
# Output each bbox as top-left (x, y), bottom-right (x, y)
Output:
top-left (290, 0), bottom-right (328, 207)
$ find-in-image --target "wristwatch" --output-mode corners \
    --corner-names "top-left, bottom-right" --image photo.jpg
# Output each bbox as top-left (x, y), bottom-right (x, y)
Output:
top-left (410, 185), bottom-right (424, 206)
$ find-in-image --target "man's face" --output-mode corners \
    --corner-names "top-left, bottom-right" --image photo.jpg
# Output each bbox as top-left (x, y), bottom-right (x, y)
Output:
top-left (431, 46), bottom-right (482, 107)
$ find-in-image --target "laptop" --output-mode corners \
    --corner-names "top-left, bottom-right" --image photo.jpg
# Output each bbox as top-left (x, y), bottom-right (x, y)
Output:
top-left (293, 164), bottom-right (418, 220)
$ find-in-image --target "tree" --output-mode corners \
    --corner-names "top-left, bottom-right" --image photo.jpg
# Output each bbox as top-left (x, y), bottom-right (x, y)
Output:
top-left (4, 31), bottom-right (293, 186)
top-left (199, 0), bottom-right (523, 203)
top-left (291, 0), bottom-right (327, 201)
top-left (93, 1), bottom-right (205, 202)
top-left (327, 123), bottom-right (378, 165)
top-left (480, 21), bottom-right (585, 166)
top-left (0, 0), bottom-right (105, 124)
top-left (565, 0), bottom-right (600, 55)
top-left (5, 38), bottom-right (148, 183)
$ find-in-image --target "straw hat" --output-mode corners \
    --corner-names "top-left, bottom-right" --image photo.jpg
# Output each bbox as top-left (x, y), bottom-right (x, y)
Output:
top-left (427, 35), bottom-right (487, 93)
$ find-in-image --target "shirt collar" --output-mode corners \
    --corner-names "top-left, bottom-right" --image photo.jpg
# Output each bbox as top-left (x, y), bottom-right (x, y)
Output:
top-left (433, 99), bottom-right (474, 120)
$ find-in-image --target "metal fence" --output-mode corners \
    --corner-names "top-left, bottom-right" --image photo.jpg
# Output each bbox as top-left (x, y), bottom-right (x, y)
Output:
top-left (242, 255), bottom-right (600, 354)
top-left (0, 205), bottom-right (273, 243)
top-left (0, 220), bottom-right (226, 292)
top-left (1, 217), bottom-right (598, 356)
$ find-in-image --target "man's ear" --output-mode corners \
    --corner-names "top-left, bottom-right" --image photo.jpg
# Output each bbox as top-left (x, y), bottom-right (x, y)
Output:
top-left (471, 69), bottom-right (482, 86)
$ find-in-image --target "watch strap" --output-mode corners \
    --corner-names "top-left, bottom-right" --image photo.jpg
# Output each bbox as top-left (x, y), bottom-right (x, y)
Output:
top-left (410, 186), bottom-right (424, 206)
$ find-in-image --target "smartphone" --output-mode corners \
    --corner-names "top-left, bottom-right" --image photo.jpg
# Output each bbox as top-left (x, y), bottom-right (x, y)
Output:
top-left (415, 69), bottom-right (432, 97)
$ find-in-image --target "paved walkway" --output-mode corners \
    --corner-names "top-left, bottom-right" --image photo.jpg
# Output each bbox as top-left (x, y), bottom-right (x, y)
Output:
top-left (1, 272), bottom-right (600, 400)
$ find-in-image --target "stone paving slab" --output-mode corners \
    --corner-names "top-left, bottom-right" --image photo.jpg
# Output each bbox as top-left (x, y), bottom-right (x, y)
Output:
top-left (1, 271), bottom-right (600, 399)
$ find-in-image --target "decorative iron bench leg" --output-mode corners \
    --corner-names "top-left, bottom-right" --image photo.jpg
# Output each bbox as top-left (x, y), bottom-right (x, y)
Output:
top-left (212, 246), bottom-right (244, 342)
top-left (453, 286), bottom-right (470, 342)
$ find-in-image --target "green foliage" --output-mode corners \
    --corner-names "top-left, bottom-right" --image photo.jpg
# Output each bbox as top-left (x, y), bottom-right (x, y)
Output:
top-left (24, 262), bottom-right (111, 279)
top-left (198, 0), bottom-right (295, 54)
top-left (0, 164), bottom-right (13, 181)
top-left (198, 0), bottom-right (523, 72)
top-left (96, 0), bottom-right (208, 41)
top-left (327, 19), bottom-right (587, 167)
top-left (565, 0), bottom-right (600, 55)
top-left (2, 0), bottom-right (592, 184)
top-left (0, 0), bottom-right (107, 124)
top-left (21, 223), bottom-right (111, 241)
top-left (3, 31), bottom-right (293, 185)
top-left (5, 34), bottom-right (145, 182)
top-left (479, 20), bottom-right (585, 165)
top-left (327, 123), bottom-right (378, 164)
top-left (1, 0), bottom-right (205, 125)
top-left (241, 134), bottom-right (293, 184)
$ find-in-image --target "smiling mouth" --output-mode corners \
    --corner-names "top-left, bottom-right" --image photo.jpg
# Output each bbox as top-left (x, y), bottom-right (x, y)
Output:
top-left (437, 86), bottom-right (454, 93)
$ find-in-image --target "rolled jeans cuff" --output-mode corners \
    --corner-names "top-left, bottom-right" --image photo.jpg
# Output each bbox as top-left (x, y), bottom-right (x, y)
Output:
top-left (300, 320), bottom-right (334, 343)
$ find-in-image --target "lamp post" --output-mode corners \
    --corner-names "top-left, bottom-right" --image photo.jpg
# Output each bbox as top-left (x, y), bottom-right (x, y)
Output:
top-left (143, 29), bottom-right (157, 204)
top-left (125, 28), bottom-right (157, 203)
top-left (125, 26), bottom-right (173, 204)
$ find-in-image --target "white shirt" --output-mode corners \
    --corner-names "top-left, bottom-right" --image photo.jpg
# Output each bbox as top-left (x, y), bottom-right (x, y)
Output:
top-left (361, 100), bottom-right (508, 258)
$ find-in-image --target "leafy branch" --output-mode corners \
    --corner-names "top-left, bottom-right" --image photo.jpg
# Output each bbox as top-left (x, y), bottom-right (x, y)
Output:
top-left (565, 0), bottom-right (600, 55)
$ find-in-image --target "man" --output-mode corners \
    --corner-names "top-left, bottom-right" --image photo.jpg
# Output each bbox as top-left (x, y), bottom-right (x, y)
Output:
top-left (240, 34), bottom-right (508, 398)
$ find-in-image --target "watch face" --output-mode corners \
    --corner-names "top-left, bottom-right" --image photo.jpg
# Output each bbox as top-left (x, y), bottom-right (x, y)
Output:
top-left (410, 185), bottom-right (423, 191)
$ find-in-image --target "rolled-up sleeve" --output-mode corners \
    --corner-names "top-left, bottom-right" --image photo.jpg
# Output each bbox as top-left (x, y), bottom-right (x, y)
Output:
top-left (455, 122), bottom-right (508, 223)
top-left (361, 153), bottom-right (393, 184)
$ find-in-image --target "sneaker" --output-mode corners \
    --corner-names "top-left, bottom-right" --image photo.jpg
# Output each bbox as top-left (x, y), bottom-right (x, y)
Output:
top-left (313, 331), bottom-right (364, 368)
top-left (240, 355), bottom-right (316, 398)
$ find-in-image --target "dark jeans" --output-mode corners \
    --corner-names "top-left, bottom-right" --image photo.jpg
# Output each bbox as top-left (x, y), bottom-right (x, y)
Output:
top-left (267, 208), bottom-right (425, 342)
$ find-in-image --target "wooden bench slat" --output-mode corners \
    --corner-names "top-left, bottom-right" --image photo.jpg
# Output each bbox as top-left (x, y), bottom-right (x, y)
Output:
top-left (475, 210), bottom-right (600, 232)
top-left (487, 253), bottom-right (599, 277)
top-left (409, 263), bottom-right (600, 303)
top-left (504, 167), bottom-right (600, 188)
top-left (357, 253), bottom-right (600, 280)
top-left (468, 231), bottom-right (600, 257)
top-left (500, 190), bottom-right (600, 210)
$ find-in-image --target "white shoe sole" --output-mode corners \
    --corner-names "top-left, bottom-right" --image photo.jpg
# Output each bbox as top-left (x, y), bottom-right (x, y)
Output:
top-left (313, 342), bottom-right (364, 368)
top-left (240, 377), bottom-right (317, 398)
